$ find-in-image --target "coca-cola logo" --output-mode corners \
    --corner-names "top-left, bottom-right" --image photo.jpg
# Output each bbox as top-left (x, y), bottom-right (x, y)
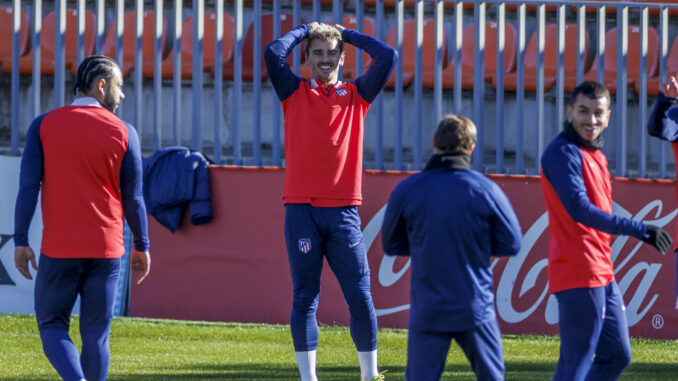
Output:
top-left (364, 199), bottom-right (677, 330)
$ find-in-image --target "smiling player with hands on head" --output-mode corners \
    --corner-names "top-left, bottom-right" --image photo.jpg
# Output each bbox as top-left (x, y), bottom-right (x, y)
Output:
top-left (264, 20), bottom-right (396, 381)
top-left (540, 81), bottom-right (672, 381)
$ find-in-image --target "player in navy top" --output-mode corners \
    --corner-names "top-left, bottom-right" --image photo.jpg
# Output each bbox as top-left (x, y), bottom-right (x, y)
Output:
top-left (382, 114), bottom-right (522, 381)
top-left (14, 56), bottom-right (150, 381)
top-left (265, 22), bottom-right (396, 381)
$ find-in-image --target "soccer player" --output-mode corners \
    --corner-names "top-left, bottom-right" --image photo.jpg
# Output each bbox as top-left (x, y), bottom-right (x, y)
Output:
top-left (13, 55), bottom-right (151, 381)
top-left (264, 22), bottom-right (396, 381)
top-left (381, 114), bottom-right (523, 381)
top-left (647, 75), bottom-right (678, 306)
top-left (540, 81), bottom-right (672, 381)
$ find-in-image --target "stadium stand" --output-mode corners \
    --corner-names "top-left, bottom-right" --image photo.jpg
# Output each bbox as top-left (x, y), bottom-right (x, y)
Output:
top-left (144, 12), bottom-right (232, 79)
top-left (636, 35), bottom-right (678, 95)
top-left (213, 12), bottom-right (302, 81)
top-left (3, 9), bottom-right (95, 75)
top-left (575, 25), bottom-right (658, 93)
top-left (632, 0), bottom-right (678, 15)
top-left (0, 6), bottom-right (30, 68)
top-left (492, 23), bottom-right (590, 93)
top-left (380, 17), bottom-right (448, 88)
top-left (299, 15), bottom-right (375, 81)
top-left (96, 10), bottom-right (168, 77)
top-left (422, 20), bottom-right (516, 90)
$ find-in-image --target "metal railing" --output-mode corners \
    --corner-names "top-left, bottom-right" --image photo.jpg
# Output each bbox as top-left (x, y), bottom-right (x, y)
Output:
top-left (4, 0), bottom-right (678, 177)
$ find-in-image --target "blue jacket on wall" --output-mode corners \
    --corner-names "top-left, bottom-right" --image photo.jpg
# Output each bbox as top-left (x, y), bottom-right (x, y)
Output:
top-left (143, 146), bottom-right (213, 232)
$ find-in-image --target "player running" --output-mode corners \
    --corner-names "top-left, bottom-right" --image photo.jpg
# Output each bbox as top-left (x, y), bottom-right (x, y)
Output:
top-left (541, 81), bottom-right (671, 381)
top-left (264, 21), bottom-right (396, 381)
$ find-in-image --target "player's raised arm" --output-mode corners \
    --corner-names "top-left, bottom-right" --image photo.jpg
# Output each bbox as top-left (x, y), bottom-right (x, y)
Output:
top-left (648, 75), bottom-right (678, 142)
top-left (345, 28), bottom-right (397, 103)
top-left (264, 24), bottom-right (308, 102)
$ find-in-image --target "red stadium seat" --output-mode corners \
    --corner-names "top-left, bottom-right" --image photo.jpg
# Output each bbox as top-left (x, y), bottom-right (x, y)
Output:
top-left (213, 12), bottom-right (303, 81)
top-left (300, 16), bottom-right (375, 81)
top-left (98, 10), bottom-right (168, 77)
top-left (144, 12), bottom-right (233, 79)
top-left (0, 6), bottom-right (30, 68)
top-left (636, 35), bottom-right (678, 95)
top-left (631, 0), bottom-right (678, 16)
top-left (574, 25), bottom-right (658, 94)
top-left (570, 0), bottom-right (620, 14)
top-left (364, 0), bottom-right (473, 9)
top-left (4, 9), bottom-right (95, 75)
top-left (378, 18), bottom-right (448, 88)
top-left (492, 24), bottom-right (590, 93)
top-left (422, 21), bottom-right (516, 90)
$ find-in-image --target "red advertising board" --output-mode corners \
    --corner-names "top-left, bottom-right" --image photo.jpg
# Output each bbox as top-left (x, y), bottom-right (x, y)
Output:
top-left (130, 167), bottom-right (678, 339)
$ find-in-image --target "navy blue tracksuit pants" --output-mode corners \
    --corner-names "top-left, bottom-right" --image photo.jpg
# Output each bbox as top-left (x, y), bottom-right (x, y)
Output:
top-left (407, 318), bottom-right (505, 381)
top-left (553, 281), bottom-right (632, 381)
top-left (284, 203), bottom-right (377, 352)
top-left (35, 254), bottom-right (121, 381)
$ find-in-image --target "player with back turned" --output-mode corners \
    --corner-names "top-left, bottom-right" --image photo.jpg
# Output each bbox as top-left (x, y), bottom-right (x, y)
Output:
top-left (13, 55), bottom-right (150, 381)
top-left (381, 114), bottom-right (522, 381)
top-left (540, 81), bottom-right (672, 381)
top-left (264, 21), bottom-right (396, 381)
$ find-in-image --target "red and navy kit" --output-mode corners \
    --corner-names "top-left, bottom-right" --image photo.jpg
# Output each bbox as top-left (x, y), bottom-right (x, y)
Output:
top-left (14, 97), bottom-right (149, 257)
top-left (541, 131), bottom-right (647, 293)
top-left (647, 91), bottom-right (678, 304)
top-left (264, 24), bottom-right (396, 206)
top-left (264, 25), bottom-right (396, 356)
top-left (541, 129), bottom-right (645, 381)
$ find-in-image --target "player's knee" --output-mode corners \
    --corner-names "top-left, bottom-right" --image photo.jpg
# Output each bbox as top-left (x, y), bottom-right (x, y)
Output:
top-left (344, 289), bottom-right (375, 318)
top-left (292, 292), bottom-right (320, 314)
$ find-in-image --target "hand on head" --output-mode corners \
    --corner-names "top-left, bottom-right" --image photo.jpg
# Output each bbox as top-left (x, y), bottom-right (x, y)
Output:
top-left (334, 24), bottom-right (345, 33)
top-left (660, 75), bottom-right (678, 98)
top-left (307, 22), bottom-right (320, 32)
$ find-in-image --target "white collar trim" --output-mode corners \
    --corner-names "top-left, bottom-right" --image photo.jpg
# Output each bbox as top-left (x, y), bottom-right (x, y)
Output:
top-left (310, 79), bottom-right (343, 89)
top-left (71, 97), bottom-right (103, 107)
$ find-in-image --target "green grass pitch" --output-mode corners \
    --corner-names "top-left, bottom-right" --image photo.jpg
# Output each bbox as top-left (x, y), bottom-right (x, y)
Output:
top-left (0, 313), bottom-right (676, 380)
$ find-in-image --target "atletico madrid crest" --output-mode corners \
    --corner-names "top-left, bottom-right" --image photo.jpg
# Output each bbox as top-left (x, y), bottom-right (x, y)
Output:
top-left (298, 238), bottom-right (312, 254)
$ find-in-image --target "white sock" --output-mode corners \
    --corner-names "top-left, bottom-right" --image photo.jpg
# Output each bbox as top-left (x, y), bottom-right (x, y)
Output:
top-left (295, 350), bottom-right (318, 381)
top-left (358, 350), bottom-right (379, 380)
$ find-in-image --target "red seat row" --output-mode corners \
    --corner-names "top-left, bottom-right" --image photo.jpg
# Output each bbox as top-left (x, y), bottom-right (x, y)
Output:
top-left (1, 6), bottom-right (677, 95)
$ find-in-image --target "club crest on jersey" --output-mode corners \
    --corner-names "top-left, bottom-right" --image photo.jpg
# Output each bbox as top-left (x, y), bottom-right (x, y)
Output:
top-left (298, 238), bottom-right (312, 254)
top-left (336, 88), bottom-right (348, 96)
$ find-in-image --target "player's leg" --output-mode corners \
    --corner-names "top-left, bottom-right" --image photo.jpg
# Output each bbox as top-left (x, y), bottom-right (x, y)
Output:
top-left (454, 318), bottom-right (505, 381)
top-left (586, 281), bottom-right (632, 381)
top-left (325, 206), bottom-right (378, 380)
top-left (284, 204), bottom-right (325, 381)
top-left (34, 254), bottom-right (86, 381)
top-left (552, 286), bottom-right (606, 381)
top-left (79, 257), bottom-right (121, 381)
top-left (406, 326), bottom-right (452, 381)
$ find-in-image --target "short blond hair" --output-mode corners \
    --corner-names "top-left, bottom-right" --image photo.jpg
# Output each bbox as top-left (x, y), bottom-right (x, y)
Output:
top-left (433, 114), bottom-right (477, 154)
top-left (305, 23), bottom-right (345, 57)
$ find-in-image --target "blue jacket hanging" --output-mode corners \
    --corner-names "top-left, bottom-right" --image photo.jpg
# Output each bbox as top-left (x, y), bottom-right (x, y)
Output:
top-left (143, 146), bottom-right (213, 232)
